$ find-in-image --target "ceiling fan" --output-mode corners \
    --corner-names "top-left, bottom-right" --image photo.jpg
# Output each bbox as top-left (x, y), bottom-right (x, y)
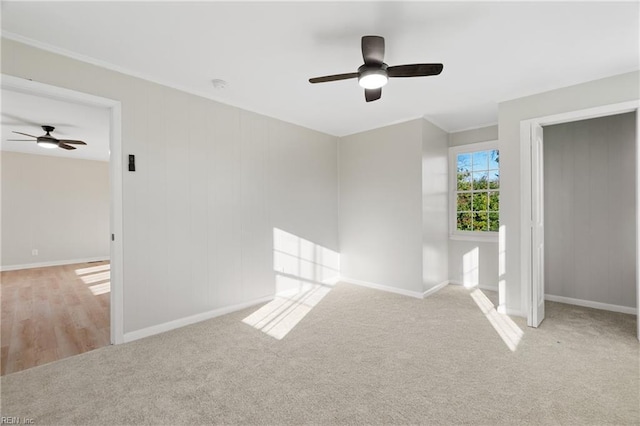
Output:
top-left (8, 125), bottom-right (87, 150)
top-left (309, 35), bottom-right (443, 102)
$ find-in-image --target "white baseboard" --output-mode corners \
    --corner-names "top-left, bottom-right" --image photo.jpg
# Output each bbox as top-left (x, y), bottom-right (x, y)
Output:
top-left (122, 295), bottom-right (274, 343)
top-left (0, 256), bottom-right (110, 272)
top-left (448, 280), bottom-right (498, 292)
top-left (340, 277), bottom-right (424, 299)
top-left (545, 294), bottom-right (637, 315)
top-left (423, 280), bottom-right (449, 298)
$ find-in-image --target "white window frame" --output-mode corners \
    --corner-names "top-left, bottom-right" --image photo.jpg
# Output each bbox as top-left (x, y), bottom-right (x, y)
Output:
top-left (449, 140), bottom-right (500, 242)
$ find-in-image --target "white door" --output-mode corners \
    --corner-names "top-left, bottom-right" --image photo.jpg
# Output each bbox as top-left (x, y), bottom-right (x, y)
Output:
top-left (530, 123), bottom-right (545, 327)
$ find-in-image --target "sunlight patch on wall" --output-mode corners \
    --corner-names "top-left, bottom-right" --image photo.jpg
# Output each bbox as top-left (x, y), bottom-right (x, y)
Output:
top-left (273, 228), bottom-right (340, 292)
top-left (470, 288), bottom-right (523, 352)
top-left (273, 228), bottom-right (340, 283)
top-left (462, 246), bottom-right (479, 288)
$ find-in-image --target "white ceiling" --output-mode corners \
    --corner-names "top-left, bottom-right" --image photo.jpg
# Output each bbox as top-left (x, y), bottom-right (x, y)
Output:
top-left (2, 1), bottom-right (638, 136)
top-left (1, 89), bottom-right (110, 161)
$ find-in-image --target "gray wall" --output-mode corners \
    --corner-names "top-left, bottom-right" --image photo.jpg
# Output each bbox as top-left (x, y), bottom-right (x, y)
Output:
top-left (449, 125), bottom-right (498, 148)
top-left (339, 119), bottom-right (424, 294)
top-left (448, 125), bottom-right (499, 290)
top-left (544, 112), bottom-right (636, 308)
top-left (498, 70), bottom-right (639, 316)
top-left (422, 119), bottom-right (449, 291)
top-left (2, 39), bottom-right (339, 335)
top-left (1, 152), bottom-right (110, 268)
top-left (339, 118), bottom-right (449, 295)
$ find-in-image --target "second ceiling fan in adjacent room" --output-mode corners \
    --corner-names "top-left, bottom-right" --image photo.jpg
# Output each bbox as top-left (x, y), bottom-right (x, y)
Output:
top-left (9, 125), bottom-right (87, 150)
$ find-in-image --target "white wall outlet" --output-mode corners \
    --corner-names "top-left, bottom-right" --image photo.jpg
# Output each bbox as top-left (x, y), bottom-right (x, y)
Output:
top-left (32, 249), bottom-right (38, 256)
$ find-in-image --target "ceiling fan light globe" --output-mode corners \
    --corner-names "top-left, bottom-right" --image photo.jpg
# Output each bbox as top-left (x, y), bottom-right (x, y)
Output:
top-left (37, 139), bottom-right (58, 149)
top-left (358, 71), bottom-right (388, 89)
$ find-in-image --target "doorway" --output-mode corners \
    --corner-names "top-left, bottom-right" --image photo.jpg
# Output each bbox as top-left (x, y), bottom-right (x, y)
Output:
top-left (1, 75), bottom-right (124, 364)
top-left (521, 100), bottom-right (640, 340)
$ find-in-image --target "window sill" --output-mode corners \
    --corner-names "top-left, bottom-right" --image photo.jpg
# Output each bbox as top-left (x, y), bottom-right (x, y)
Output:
top-left (450, 232), bottom-right (499, 243)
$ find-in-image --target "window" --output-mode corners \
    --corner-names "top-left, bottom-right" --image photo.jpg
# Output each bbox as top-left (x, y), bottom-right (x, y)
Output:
top-left (450, 141), bottom-right (499, 240)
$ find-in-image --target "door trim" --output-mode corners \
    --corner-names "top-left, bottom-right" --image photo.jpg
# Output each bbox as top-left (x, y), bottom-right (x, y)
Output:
top-left (2, 74), bottom-right (125, 344)
top-left (520, 100), bottom-right (640, 336)
top-left (530, 123), bottom-right (545, 327)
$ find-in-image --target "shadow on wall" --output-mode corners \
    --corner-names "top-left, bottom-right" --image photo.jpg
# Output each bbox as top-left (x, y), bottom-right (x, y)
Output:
top-left (243, 228), bottom-right (340, 340)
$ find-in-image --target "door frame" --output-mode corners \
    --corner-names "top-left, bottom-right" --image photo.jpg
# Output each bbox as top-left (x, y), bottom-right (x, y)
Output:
top-left (2, 74), bottom-right (124, 344)
top-left (530, 123), bottom-right (545, 327)
top-left (520, 99), bottom-right (640, 339)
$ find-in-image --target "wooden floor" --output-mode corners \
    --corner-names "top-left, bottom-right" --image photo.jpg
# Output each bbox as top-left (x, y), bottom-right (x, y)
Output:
top-left (1, 261), bottom-right (110, 376)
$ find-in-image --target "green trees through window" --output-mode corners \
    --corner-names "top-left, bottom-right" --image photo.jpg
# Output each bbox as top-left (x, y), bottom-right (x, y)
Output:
top-left (456, 149), bottom-right (499, 232)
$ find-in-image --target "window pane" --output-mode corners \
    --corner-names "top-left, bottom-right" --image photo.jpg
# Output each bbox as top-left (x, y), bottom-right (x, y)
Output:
top-left (489, 150), bottom-right (499, 170)
top-left (473, 212), bottom-right (488, 231)
top-left (472, 192), bottom-right (487, 211)
top-left (457, 171), bottom-right (471, 190)
top-left (489, 192), bottom-right (499, 211)
top-left (489, 212), bottom-right (499, 231)
top-left (489, 170), bottom-right (499, 189)
top-left (472, 151), bottom-right (488, 170)
top-left (457, 212), bottom-right (472, 231)
top-left (472, 171), bottom-right (488, 190)
top-left (457, 153), bottom-right (471, 173)
top-left (454, 148), bottom-right (499, 234)
top-left (457, 193), bottom-right (472, 211)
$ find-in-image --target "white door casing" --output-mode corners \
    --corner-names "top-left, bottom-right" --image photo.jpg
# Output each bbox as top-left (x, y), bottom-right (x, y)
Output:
top-left (521, 100), bottom-right (639, 339)
top-left (1, 74), bottom-right (125, 344)
top-left (530, 123), bottom-right (545, 327)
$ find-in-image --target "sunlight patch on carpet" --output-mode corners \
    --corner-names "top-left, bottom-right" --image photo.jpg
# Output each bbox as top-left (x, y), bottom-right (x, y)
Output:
top-left (470, 288), bottom-right (523, 351)
top-left (243, 281), bottom-right (332, 340)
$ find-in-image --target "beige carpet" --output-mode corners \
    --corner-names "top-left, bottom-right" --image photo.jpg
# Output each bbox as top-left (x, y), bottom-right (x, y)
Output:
top-left (1, 283), bottom-right (638, 425)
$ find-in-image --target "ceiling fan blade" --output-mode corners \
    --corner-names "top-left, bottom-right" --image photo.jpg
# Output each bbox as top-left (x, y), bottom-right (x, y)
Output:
top-left (365, 88), bottom-right (382, 102)
top-left (309, 73), bottom-right (358, 84)
top-left (387, 63), bottom-right (444, 78)
top-left (58, 143), bottom-right (76, 150)
top-left (6, 139), bottom-right (35, 142)
top-left (362, 36), bottom-right (385, 65)
top-left (12, 131), bottom-right (39, 138)
top-left (59, 139), bottom-right (87, 145)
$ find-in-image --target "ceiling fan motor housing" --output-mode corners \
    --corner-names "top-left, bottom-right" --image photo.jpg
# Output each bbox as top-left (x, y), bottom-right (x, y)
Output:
top-left (39, 125), bottom-right (57, 141)
top-left (358, 63), bottom-right (389, 89)
top-left (36, 125), bottom-right (59, 147)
